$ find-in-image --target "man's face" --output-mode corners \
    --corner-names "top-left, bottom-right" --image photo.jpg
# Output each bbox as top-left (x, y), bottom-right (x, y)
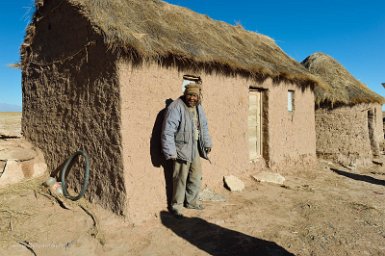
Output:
top-left (184, 93), bottom-right (199, 107)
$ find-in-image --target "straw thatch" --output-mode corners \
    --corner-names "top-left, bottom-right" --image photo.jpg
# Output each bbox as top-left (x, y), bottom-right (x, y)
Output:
top-left (302, 52), bottom-right (384, 107)
top-left (30, 0), bottom-right (324, 88)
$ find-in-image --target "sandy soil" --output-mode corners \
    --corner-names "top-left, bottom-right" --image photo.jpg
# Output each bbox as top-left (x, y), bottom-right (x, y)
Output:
top-left (1, 113), bottom-right (385, 256)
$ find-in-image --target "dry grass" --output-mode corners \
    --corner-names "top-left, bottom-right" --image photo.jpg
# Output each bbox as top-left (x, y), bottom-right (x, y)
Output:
top-left (0, 175), bottom-right (104, 247)
top-left (0, 176), bottom-right (46, 197)
top-left (24, 0), bottom-right (326, 89)
top-left (302, 52), bottom-right (385, 106)
top-left (0, 176), bottom-right (46, 244)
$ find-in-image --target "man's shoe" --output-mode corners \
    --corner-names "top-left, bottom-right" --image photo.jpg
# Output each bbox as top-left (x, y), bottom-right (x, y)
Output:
top-left (185, 204), bottom-right (205, 210)
top-left (171, 208), bottom-right (184, 218)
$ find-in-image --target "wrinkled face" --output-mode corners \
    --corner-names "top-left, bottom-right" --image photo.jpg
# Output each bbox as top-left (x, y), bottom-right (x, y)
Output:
top-left (184, 93), bottom-right (199, 107)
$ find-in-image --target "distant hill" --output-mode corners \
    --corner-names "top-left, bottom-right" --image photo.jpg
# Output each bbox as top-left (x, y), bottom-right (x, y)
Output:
top-left (0, 103), bottom-right (22, 112)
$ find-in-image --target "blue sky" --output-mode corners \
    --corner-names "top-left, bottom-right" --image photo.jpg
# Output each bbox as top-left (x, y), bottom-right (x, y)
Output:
top-left (1, 0), bottom-right (384, 109)
top-left (1, 0), bottom-right (34, 108)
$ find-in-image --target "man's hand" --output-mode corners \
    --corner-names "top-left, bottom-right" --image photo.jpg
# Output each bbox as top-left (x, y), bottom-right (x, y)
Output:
top-left (205, 147), bottom-right (211, 154)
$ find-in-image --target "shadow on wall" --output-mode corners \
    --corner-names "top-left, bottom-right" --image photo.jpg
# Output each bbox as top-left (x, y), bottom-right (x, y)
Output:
top-left (331, 168), bottom-right (385, 186)
top-left (150, 98), bottom-right (174, 205)
top-left (160, 211), bottom-right (295, 256)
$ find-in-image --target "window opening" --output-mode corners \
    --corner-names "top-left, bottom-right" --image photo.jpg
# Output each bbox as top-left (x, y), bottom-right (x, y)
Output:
top-left (181, 74), bottom-right (202, 93)
top-left (288, 90), bottom-right (294, 112)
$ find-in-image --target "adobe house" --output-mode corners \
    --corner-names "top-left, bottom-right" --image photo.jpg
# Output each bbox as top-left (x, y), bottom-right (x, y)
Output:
top-left (302, 53), bottom-right (385, 167)
top-left (21, 0), bottom-right (322, 223)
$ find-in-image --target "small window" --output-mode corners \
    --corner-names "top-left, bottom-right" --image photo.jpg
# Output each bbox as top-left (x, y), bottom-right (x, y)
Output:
top-left (181, 74), bottom-right (202, 93)
top-left (181, 79), bottom-right (193, 93)
top-left (288, 90), bottom-right (294, 112)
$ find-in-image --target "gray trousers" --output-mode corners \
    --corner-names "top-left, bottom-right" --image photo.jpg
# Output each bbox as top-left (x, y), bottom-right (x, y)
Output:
top-left (171, 148), bottom-right (202, 211)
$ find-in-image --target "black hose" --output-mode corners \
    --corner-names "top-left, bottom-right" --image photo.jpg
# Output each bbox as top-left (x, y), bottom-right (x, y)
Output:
top-left (60, 150), bottom-right (90, 201)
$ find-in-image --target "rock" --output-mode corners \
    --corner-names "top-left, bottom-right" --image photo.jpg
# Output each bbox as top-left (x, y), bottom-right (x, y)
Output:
top-left (0, 147), bottom-right (37, 161)
top-left (0, 159), bottom-right (47, 188)
top-left (223, 175), bottom-right (245, 192)
top-left (0, 138), bottom-right (47, 188)
top-left (22, 161), bottom-right (47, 178)
top-left (199, 188), bottom-right (226, 202)
top-left (0, 160), bottom-right (25, 187)
top-left (252, 171), bottom-right (285, 185)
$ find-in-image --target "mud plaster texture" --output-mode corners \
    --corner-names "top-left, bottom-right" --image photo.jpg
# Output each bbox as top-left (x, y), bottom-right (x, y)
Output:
top-left (119, 62), bottom-right (316, 223)
top-left (22, 0), bottom-right (126, 215)
top-left (263, 82), bottom-right (317, 172)
top-left (315, 103), bottom-right (384, 167)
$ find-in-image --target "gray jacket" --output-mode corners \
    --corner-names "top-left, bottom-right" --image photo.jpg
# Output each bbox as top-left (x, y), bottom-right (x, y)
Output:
top-left (161, 97), bottom-right (212, 162)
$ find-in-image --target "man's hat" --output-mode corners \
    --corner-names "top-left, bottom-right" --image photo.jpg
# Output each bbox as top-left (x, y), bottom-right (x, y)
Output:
top-left (184, 83), bottom-right (201, 96)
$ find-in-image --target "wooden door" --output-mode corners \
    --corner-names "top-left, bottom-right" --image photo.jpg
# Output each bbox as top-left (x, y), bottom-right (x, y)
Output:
top-left (248, 91), bottom-right (263, 161)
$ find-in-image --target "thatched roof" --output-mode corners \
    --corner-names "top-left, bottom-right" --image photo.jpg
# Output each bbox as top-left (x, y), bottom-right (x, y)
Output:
top-left (30, 0), bottom-right (323, 88)
top-left (302, 53), bottom-right (384, 106)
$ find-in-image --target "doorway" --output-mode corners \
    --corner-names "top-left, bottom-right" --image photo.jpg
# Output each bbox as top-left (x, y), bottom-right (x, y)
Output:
top-left (368, 109), bottom-right (380, 157)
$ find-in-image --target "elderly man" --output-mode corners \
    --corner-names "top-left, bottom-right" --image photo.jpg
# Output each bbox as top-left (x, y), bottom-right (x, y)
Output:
top-left (161, 83), bottom-right (212, 217)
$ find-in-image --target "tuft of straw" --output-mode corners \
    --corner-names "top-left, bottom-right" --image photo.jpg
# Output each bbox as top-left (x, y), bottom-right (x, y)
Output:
top-left (7, 63), bottom-right (21, 69)
top-left (0, 176), bottom-right (47, 244)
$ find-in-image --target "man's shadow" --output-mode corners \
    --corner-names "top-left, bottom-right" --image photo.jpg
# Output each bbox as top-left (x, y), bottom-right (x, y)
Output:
top-left (160, 211), bottom-right (295, 256)
top-left (150, 99), bottom-right (174, 206)
top-left (331, 168), bottom-right (385, 186)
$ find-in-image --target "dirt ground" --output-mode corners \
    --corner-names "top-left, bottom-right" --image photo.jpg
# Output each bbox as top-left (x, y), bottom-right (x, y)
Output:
top-left (1, 113), bottom-right (385, 256)
top-left (0, 112), bottom-right (21, 138)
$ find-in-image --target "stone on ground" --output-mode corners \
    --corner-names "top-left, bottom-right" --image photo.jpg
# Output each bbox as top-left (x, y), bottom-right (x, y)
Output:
top-left (223, 175), bottom-right (245, 192)
top-left (0, 139), bottom-right (47, 189)
top-left (0, 147), bottom-right (37, 161)
top-left (252, 171), bottom-right (285, 185)
top-left (0, 160), bottom-right (24, 187)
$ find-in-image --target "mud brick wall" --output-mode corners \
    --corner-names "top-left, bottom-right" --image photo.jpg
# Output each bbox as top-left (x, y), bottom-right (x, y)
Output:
top-left (315, 103), bottom-right (383, 166)
top-left (22, 0), bottom-right (126, 214)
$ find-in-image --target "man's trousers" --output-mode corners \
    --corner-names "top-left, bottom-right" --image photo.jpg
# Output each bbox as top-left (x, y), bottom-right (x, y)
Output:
top-left (171, 152), bottom-right (202, 211)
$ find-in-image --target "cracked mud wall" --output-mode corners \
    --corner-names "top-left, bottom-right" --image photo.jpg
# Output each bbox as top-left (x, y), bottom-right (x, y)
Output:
top-left (315, 103), bottom-right (383, 166)
top-left (22, 0), bottom-right (126, 215)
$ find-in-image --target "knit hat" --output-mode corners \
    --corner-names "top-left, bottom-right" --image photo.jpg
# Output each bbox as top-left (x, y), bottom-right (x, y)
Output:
top-left (184, 83), bottom-right (201, 96)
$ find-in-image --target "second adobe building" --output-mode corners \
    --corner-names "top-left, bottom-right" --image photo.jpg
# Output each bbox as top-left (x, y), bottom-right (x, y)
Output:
top-left (302, 53), bottom-right (384, 168)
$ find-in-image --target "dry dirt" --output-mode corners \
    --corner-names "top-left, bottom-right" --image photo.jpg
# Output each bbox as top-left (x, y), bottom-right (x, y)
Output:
top-left (0, 112), bottom-right (21, 138)
top-left (1, 113), bottom-right (385, 256)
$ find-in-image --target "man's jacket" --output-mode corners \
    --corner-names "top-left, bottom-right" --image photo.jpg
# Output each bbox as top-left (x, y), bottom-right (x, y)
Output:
top-left (161, 97), bottom-right (212, 162)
